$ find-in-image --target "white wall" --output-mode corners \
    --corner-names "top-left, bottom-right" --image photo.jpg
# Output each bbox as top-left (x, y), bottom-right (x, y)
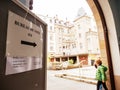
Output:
top-left (98, 0), bottom-right (120, 75)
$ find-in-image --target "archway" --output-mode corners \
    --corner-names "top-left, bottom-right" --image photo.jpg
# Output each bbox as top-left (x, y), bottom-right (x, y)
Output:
top-left (87, 0), bottom-right (115, 90)
top-left (32, 0), bottom-right (117, 90)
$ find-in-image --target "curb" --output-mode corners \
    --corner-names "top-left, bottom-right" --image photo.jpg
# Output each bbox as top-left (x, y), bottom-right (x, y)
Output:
top-left (55, 74), bottom-right (97, 85)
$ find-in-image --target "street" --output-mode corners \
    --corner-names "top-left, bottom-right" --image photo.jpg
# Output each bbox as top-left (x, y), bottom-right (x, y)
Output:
top-left (47, 70), bottom-right (96, 90)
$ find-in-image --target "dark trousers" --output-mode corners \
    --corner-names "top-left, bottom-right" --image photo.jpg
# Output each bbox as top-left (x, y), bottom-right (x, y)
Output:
top-left (97, 81), bottom-right (108, 90)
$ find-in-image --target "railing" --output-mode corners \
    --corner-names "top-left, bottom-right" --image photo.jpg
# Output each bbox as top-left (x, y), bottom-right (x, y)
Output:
top-left (66, 66), bottom-right (96, 79)
top-left (79, 66), bottom-right (96, 79)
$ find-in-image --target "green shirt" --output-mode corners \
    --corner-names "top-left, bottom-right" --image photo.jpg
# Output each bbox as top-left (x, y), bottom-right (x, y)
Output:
top-left (96, 65), bottom-right (107, 81)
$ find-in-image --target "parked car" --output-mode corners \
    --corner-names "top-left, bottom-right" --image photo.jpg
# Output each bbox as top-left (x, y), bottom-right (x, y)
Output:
top-left (51, 62), bottom-right (63, 70)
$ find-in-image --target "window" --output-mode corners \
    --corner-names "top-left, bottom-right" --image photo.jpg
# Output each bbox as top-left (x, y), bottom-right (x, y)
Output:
top-left (50, 46), bottom-right (54, 51)
top-left (79, 33), bottom-right (81, 38)
top-left (50, 35), bottom-right (53, 40)
top-left (80, 43), bottom-right (83, 49)
top-left (63, 46), bottom-right (65, 49)
top-left (54, 19), bottom-right (57, 23)
top-left (50, 19), bottom-right (52, 23)
top-left (78, 24), bottom-right (81, 30)
top-left (50, 26), bottom-right (52, 30)
top-left (72, 44), bottom-right (76, 48)
top-left (63, 52), bottom-right (65, 55)
top-left (59, 21), bottom-right (61, 24)
top-left (87, 38), bottom-right (90, 43)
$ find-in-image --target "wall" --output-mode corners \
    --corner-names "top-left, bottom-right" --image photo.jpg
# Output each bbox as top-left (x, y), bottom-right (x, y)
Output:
top-left (101, 0), bottom-right (120, 90)
top-left (88, 0), bottom-right (120, 90)
top-left (0, 1), bottom-right (47, 90)
top-left (87, 0), bottom-right (116, 90)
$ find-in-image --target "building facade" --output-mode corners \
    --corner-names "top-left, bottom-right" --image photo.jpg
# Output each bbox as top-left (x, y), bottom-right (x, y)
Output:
top-left (37, 8), bottom-right (100, 66)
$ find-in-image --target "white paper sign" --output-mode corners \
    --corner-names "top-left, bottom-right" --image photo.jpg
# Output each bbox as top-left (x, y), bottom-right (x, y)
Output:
top-left (5, 11), bottom-right (43, 75)
top-left (6, 57), bottom-right (42, 75)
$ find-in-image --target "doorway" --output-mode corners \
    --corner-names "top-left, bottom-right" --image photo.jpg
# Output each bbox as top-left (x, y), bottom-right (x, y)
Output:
top-left (32, 0), bottom-right (115, 90)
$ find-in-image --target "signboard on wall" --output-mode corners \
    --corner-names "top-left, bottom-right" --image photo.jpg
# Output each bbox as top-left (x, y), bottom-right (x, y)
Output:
top-left (5, 11), bottom-right (43, 75)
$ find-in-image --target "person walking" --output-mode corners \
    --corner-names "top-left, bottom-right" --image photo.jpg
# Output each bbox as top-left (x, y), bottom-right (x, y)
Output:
top-left (94, 59), bottom-right (108, 90)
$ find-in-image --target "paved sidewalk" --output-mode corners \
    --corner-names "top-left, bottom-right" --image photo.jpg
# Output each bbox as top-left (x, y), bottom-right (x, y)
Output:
top-left (47, 70), bottom-right (96, 90)
top-left (54, 66), bottom-right (97, 85)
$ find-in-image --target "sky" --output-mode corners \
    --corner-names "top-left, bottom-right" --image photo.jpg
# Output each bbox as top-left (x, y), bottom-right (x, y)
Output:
top-left (32, 0), bottom-right (92, 21)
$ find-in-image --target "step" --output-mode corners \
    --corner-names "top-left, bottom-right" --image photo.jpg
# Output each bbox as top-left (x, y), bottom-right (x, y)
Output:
top-left (55, 74), bottom-right (97, 85)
